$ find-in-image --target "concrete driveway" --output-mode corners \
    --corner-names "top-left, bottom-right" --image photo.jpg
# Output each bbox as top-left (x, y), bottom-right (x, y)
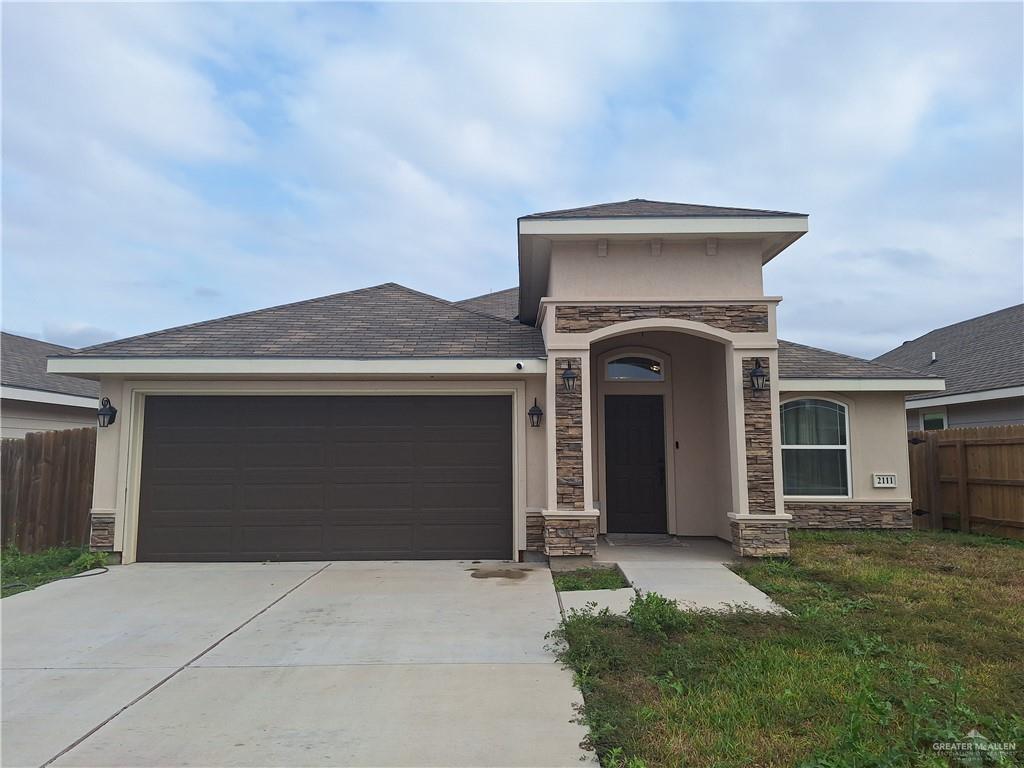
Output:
top-left (2, 561), bottom-right (590, 767)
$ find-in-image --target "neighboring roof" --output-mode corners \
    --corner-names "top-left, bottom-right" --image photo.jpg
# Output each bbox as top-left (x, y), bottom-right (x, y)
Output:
top-left (521, 198), bottom-right (806, 220)
top-left (778, 339), bottom-right (933, 381)
top-left (874, 304), bottom-right (1023, 401)
top-left (1, 332), bottom-right (100, 398)
top-left (60, 283), bottom-right (546, 359)
top-left (455, 287), bottom-right (520, 321)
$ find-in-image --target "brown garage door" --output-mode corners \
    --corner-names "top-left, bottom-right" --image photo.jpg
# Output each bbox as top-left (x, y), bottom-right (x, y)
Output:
top-left (137, 395), bottom-right (512, 561)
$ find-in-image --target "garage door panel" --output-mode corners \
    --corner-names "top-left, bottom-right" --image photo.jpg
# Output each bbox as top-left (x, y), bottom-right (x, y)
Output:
top-left (240, 525), bottom-right (323, 554)
top-left (416, 523), bottom-right (506, 557)
top-left (324, 524), bottom-right (415, 556)
top-left (328, 482), bottom-right (414, 508)
top-left (140, 526), bottom-right (234, 560)
top-left (419, 482), bottom-right (505, 508)
top-left (243, 442), bottom-right (326, 467)
top-left (138, 395), bottom-right (512, 562)
top-left (329, 442), bottom-right (416, 467)
top-left (241, 484), bottom-right (324, 510)
top-left (145, 443), bottom-right (235, 469)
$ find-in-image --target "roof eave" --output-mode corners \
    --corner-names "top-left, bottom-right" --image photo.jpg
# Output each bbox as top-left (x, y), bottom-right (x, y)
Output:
top-left (48, 357), bottom-right (549, 378)
top-left (780, 377), bottom-right (946, 393)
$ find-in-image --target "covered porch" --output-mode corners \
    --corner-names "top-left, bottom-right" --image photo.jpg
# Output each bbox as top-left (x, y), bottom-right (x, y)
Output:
top-left (538, 312), bottom-right (793, 561)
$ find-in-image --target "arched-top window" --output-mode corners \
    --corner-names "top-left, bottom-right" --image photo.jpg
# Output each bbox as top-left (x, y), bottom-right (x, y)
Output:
top-left (781, 398), bottom-right (850, 497)
top-left (605, 355), bottom-right (664, 382)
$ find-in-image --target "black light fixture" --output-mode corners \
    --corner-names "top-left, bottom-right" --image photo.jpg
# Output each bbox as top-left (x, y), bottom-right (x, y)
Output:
top-left (528, 398), bottom-right (544, 428)
top-left (749, 359), bottom-right (769, 393)
top-left (97, 397), bottom-right (118, 428)
top-left (561, 361), bottom-right (578, 393)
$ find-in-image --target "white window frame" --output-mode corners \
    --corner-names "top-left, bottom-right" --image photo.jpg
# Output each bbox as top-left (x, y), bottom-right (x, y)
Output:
top-left (604, 352), bottom-right (666, 383)
top-left (920, 409), bottom-right (947, 431)
top-left (780, 397), bottom-right (853, 500)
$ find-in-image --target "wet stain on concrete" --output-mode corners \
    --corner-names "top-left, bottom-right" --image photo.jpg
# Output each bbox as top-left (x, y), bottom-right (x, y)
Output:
top-left (467, 568), bottom-right (532, 580)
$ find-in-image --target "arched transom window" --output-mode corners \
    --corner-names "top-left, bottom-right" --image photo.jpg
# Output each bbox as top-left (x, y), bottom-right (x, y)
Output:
top-left (781, 399), bottom-right (850, 497)
top-left (605, 355), bottom-right (664, 382)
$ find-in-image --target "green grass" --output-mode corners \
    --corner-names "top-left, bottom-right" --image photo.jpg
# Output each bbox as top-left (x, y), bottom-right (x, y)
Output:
top-left (548, 531), bottom-right (1024, 767)
top-left (1, 546), bottom-right (108, 598)
top-left (553, 567), bottom-right (631, 592)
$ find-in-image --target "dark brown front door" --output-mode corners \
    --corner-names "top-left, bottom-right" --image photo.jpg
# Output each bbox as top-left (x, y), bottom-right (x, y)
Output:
top-left (137, 395), bottom-right (512, 562)
top-left (605, 395), bottom-right (667, 533)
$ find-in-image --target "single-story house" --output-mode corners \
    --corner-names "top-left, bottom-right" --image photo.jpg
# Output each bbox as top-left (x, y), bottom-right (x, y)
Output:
top-left (1, 332), bottom-right (99, 438)
top-left (49, 200), bottom-right (944, 564)
top-left (875, 304), bottom-right (1023, 430)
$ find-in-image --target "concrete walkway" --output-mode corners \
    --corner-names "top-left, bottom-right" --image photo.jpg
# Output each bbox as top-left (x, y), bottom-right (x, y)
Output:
top-left (2, 561), bottom-right (590, 768)
top-left (568, 536), bottom-right (784, 614)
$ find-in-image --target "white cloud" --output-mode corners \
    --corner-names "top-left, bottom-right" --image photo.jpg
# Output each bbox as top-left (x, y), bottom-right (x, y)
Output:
top-left (1, 2), bottom-right (1020, 359)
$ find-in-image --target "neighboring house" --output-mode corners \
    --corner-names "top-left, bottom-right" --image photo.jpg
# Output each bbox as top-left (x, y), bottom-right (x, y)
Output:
top-left (875, 304), bottom-right (1024, 430)
top-left (49, 199), bottom-right (943, 564)
top-left (1, 332), bottom-right (99, 439)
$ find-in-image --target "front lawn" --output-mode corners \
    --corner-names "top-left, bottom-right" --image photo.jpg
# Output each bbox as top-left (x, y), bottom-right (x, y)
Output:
top-left (549, 531), bottom-right (1024, 767)
top-left (554, 567), bottom-right (631, 592)
top-left (1, 547), bottom-right (108, 597)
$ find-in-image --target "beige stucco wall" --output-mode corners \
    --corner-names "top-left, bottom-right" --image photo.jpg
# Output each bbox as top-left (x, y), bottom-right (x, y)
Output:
top-left (779, 389), bottom-right (912, 502)
top-left (547, 239), bottom-right (766, 300)
top-left (0, 399), bottom-right (96, 438)
top-left (590, 331), bottom-right (734, 537)
top-left (89, 376), bottom-right (546, 563)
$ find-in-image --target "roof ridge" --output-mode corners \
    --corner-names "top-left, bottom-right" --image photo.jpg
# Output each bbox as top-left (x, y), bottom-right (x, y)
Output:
top-left (883, 303), bottom-right (1023, 350)
top-left (524, 199), bottom-right (806, 219)
top-left (780, 338), bottom-right (933, 378)
top-left (1, 331), bottom-right (74, 352)
top-left (391, 283), bottom-right (524, 327)
top-left (65, 283), bottom-right (402, 357)
top-left (458, 286), bottom-right (518, 303)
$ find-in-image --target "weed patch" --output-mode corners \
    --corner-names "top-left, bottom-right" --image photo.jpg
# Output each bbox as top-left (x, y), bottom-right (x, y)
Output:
top-left (1, 547), bottom-right (107, 597)
top-left (551, 531), bottom-right (1024, 767)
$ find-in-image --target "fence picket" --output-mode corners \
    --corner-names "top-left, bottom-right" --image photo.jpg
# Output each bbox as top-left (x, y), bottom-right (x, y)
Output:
top-left (0, 428), bottom-right (97, 551)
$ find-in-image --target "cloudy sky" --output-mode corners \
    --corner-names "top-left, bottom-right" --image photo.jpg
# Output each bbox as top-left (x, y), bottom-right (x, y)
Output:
top-left (2, 2), bottom-right (1021, 359)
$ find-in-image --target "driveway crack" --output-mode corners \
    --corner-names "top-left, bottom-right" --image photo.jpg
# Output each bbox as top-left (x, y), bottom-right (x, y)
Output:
top-left (39, 563), bottom-right (331, 768)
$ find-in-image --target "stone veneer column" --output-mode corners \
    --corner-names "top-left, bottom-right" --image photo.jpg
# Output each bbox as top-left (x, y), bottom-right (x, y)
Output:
top-left (543, 356), bottom-right (598, 559)
top-left (731, 356), bottom-right (790, 557)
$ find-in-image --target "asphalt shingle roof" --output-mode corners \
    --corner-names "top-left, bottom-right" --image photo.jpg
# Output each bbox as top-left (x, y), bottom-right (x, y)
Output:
top-left (1, 332), bottom-right (100, 398)
top-left (874, 304), bottom-right (1023, 400)
top-left (63, 283), bottom-right (546, 360)
top-left (777, 340), bottom-right (931, 381)
top-left (455, 287), bottom-right (520, 321)
top-left (522, 198), bottom-right (806, 220)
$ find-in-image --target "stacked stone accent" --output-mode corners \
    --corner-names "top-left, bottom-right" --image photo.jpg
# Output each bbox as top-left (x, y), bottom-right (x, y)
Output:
top-left (743, 357), bottom-right (776, 514)
top-left (730, 519), bottom-right (790, 557)
top-left (555, 304), bottom-right (769, 334)
top-left (786, 502), bottom-right (912, 529)
top-left (555, 356), bottom-right (584, 510)
top-left (543, 517), bottom-right (598, 557)
top-left (526, 512), bottom-right (545, 551)
top-left (89, 513), bottom-right (115, 552)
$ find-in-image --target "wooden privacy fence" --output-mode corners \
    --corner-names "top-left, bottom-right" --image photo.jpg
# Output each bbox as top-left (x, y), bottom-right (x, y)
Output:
top-left (909, 424), bottom-right (1024, 540)
top-left (1, 428), bottom-right (96, 552)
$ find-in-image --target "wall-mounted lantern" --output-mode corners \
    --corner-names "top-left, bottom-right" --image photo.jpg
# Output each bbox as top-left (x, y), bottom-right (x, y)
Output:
top-left (749, 359), bottom-right (769, 393)
top-left (561, 361), bottom-right (578, 393)
top-left (528, 398), bottom-right (544, 428)
top-left (97, 397), bottom-right (118, 428)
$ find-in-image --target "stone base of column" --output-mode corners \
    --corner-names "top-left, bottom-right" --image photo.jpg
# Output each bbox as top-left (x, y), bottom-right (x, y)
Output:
top-left (542, 513), bottom-right (598, 561)
top-left (730, 518), bottom-right (790, 558)
top-left (89, 511), bottom-right (116, 552)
